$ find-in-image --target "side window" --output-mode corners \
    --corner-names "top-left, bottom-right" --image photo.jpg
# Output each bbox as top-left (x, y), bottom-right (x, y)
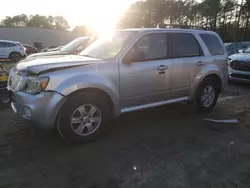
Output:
top-left (125, 33), bottom-right (168, 63)
top-left (170, 33), bottom-right (202, 58)
top-left (200, 34), bottom-right (224, 55)
top-left (1, 42), bottom-right (16, 47)
top-left (0, 42), bottom-right (3, 48)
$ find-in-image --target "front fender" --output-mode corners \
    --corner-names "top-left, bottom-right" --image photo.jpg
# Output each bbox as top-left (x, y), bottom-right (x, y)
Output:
top-left (53, 74), bottom-right (120, 115)
top-left (189, 64), bottom-right (222, 100)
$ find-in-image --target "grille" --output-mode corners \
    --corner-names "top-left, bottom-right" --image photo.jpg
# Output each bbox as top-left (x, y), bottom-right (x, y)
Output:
top-left (231, 73), bottom-right (250, 80)
top-left (230, 61), bottom-right (250, 72)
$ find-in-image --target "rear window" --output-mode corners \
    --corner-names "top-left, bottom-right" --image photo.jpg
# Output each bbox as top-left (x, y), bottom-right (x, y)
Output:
top-left (200, 34), bottom-right (224, 55)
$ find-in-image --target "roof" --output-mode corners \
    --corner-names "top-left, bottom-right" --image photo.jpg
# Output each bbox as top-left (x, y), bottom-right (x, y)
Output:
top-left (119, 28), bottom-right (216, 34)
top-left (0, 39), bottom-right (19, 43)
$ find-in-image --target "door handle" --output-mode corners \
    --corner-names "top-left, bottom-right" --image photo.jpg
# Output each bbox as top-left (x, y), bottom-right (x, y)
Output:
top-left (157, 65), bottom-right (168, 71)
top-left (196, 61), bottom-right (204, 67)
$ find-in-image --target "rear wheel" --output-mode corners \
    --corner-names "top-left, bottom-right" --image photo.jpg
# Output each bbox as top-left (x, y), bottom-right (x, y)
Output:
top-left (195, 78), bottom-right (219, 113)
top-left (9, 52), bottom-right (22, 62)
top-left (57, 92), bottom-right (112, 143)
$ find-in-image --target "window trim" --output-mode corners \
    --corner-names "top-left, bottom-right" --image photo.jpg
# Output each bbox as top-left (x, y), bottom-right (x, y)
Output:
top-left (199, 33), bottom-right (224, 56)
top-left (168, 33), bottom-right (204, 59)
top-left (123, 33), bottom-right (169, 63)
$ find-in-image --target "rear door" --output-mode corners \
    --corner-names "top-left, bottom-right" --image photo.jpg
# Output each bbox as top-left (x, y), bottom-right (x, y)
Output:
top-left (0, 42), bottom-right (7, 58)
top-left (199, 33), bottom-right (228, 82)
top-left (168, 33), bottom-right (204, 96)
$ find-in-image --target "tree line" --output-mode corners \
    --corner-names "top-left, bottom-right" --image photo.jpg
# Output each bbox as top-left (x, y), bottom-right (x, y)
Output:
top-left (2, 0), bottom-right (250, 42)
top-left (0, 14), bottom-right (70, 30)
top-left (117, 0), bottom-right (250, 42)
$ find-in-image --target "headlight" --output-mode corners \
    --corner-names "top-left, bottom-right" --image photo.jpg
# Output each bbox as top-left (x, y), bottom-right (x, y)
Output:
top-left (25, 76), bottom-right (50, 94)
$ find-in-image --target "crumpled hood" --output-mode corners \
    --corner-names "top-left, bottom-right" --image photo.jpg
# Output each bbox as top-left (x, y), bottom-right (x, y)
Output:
top-left (27, 50), bottom-right (70, 59)
top-left (16, 55), bottom-right (100, 74)
top-left (229, 53), bottom-right (250, 62)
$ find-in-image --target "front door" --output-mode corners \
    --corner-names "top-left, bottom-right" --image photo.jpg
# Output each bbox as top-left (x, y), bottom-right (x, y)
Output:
top-left (119, 33), bottom-right (173, 108)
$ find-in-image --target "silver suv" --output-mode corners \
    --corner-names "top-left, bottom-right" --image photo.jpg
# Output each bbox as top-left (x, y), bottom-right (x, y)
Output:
top-left (8, 28), bottom-right (228, 143)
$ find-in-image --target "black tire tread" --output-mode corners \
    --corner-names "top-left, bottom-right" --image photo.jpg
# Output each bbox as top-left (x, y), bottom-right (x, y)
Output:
top-left (195, 77), bottom-right (220, 113)
top-left (9, 52), bottom-right (22, 61)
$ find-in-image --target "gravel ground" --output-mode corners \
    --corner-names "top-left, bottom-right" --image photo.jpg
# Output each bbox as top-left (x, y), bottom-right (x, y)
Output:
top-left (0, 83), bottom-right (250, 188)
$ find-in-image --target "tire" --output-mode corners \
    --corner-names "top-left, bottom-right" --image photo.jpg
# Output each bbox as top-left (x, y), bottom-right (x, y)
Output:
top-left (9, 52), bottom-right (22, 62)
top-left (57, 92), bottom-right (112, 143)
top-left (1, 94), bottom-right (10, 104)
top-left (195, 78), bottom-right (220, 113)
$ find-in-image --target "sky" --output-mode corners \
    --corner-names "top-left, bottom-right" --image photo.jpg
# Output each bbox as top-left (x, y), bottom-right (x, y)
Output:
top-left (0, 0), bottom-right (137, 28)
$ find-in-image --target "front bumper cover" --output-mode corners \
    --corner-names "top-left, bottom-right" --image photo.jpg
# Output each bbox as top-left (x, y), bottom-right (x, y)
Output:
top-left (10, 90), bottom-right (67, 129)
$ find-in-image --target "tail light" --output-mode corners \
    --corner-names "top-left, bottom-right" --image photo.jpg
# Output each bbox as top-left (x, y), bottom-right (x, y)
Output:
top-left (16, 43), bottom-right (26, 51)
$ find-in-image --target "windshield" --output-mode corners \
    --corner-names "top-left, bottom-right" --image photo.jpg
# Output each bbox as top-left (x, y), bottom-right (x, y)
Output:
top-left (80, 31), bottom-right (137, 59)
top-left (61, 38), bottom-right (88, 52)
top-left (244, 46), bottom-right (250, 53)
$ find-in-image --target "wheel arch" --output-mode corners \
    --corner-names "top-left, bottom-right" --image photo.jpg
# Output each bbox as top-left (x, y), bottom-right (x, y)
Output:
top-left (9, 51), bottom-right (21, 56)
top-left (8, 51), bottom-right (22, 61)
top-left (67, 87), bottom-right (116, 116)
top-left (190, 72), bottom-right (222, 101)
top-left (200, 74), bottom-right (222, 92)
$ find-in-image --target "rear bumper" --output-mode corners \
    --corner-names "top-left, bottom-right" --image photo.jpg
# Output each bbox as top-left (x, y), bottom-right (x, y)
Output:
top-left (10, 91), bottom-right (67, 129)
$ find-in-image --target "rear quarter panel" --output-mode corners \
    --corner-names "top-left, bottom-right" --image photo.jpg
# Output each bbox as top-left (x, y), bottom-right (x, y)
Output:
top-left (189, 32), bottom-right (228, 99)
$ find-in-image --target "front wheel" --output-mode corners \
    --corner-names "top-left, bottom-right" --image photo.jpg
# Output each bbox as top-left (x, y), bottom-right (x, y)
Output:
top-left (195, 78), bottom-right (219, 113)
top-left (57, 92), bottom-right (112, 143)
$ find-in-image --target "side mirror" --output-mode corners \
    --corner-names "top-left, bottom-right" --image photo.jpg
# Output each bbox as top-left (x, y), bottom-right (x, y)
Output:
top-left (123, 56), bottom-right (132, 64)
top-left (123, 50), bottom-right (146, 64)
top-left (238, 49), bottom-right (243, 53)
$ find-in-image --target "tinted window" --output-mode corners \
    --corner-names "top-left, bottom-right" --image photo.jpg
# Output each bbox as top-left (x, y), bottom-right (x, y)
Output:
top-left (200, 34), bottom-right (224, 55)
top-left (1, 42), bottom-right (16, 48)
top-left (170, 33), bottom-right (201, 58)
top-left (127, 34), bottom-right (168, 62)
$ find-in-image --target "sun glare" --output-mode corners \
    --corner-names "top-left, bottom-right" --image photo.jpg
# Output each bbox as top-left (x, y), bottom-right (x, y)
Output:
top-left (75, 0), bottom-right (130, 39)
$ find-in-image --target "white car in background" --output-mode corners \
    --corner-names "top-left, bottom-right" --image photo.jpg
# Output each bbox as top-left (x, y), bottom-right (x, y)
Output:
top-left (0, 40), bottom-right (26, 62)
top-left (228, 46), bottom-right (250, 82)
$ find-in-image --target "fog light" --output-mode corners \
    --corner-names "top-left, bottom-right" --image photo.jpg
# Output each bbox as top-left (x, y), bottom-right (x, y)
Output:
top-left (23, 107), bottom-right (31, 118)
